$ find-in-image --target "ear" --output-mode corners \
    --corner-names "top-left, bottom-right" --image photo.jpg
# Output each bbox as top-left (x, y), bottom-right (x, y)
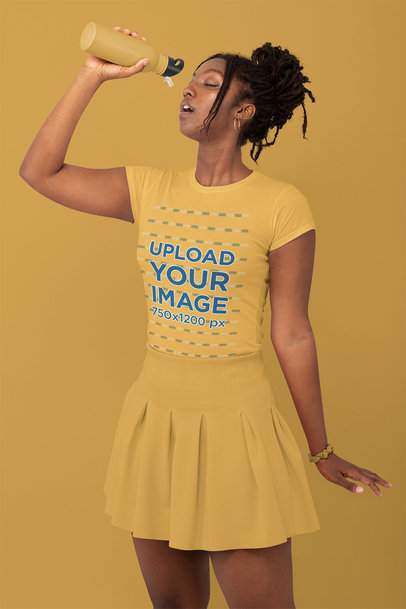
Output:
top-left (238, 103), bottom-right (256, 122)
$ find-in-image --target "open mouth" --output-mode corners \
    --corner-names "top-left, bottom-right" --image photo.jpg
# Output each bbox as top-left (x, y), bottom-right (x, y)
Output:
top-left (179, 107), bottom-right (195, 118)
top-left (180, 101), bottom-right (195, 114)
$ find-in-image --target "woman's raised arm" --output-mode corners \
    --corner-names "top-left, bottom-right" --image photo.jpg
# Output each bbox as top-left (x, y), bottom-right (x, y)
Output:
top-left (19, 26), bottom-right (149, 223)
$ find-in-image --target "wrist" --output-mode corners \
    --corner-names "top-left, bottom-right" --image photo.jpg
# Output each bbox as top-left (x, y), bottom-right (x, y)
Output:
top-left (308, 442), bottom-right (334, 463)
top-left (79, 64), bottom-right (105, 88)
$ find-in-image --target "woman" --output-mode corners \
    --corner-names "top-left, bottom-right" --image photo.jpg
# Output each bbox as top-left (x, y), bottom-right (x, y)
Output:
top-left (20, 26), bottom-right (392, 609)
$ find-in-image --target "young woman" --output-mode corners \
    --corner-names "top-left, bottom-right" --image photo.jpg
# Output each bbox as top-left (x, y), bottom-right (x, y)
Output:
top-left (20, 25), bottom-right (392, 609)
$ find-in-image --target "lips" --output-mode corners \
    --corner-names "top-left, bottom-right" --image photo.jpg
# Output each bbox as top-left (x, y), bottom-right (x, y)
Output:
top-left (180, 100), bottom-right (195, 113)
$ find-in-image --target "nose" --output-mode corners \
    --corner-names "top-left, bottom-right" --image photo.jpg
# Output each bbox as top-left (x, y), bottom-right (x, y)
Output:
top-left (182, 80), bottom-right (196, 98)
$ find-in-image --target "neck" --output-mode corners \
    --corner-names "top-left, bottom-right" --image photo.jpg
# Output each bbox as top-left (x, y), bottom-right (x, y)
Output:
top-left (194, 143), bottom-right (252, 187)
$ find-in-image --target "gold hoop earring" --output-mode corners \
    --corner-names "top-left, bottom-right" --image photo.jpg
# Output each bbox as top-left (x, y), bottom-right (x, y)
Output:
top-left (233, 116), bottom-right (240, 131)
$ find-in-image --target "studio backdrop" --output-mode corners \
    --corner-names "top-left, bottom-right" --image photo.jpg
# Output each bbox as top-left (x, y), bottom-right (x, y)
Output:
top-left (1, 1), bottom-right (404, 608)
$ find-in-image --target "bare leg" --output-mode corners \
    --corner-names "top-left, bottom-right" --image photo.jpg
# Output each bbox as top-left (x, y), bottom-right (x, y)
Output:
top-left (131, 535), bottom-right (210, 609)
top-left (209, 537), bottom-right (295, 609)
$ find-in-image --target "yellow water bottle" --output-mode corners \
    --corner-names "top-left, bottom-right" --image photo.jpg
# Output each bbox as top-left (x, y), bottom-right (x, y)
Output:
top-left (79, 21), bottom-right (184, 87)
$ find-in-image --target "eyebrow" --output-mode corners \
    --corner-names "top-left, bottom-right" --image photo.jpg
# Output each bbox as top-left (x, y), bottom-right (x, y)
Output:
top-left (192, 68), bottom-right (224, 77)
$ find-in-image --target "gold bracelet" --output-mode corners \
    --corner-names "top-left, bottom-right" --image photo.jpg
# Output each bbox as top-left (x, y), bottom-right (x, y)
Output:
top-left (308, 443), bottom-right (334, 463)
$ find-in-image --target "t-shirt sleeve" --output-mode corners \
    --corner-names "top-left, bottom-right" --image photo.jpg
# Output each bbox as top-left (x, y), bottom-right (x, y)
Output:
top-left (125, 165), bottom-right (166, 224)
top-left (268, 184), bottom-right (316, 252)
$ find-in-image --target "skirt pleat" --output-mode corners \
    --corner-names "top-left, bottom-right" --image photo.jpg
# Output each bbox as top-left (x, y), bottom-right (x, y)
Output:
top-left (103, 343), bottom-right (321, 551)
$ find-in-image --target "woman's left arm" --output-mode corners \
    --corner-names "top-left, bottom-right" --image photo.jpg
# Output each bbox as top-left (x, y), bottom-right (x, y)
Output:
top-left (268, 229), bottom-right (392, 498)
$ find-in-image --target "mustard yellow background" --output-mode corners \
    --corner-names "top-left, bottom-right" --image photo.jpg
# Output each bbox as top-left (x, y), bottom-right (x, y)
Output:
top-left (1, 1), bottom-right (404, 608)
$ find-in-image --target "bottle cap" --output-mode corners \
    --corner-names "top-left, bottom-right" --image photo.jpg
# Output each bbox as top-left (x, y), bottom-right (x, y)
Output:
top-left (162, 56), bottom-right (184, 77)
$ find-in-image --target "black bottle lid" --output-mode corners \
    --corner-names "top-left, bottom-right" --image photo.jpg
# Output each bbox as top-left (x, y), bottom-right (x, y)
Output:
top-left (162, 56), bottom-right (184, 77)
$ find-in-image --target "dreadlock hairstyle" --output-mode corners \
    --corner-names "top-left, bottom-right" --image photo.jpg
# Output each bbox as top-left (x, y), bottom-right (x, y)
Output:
top-left (194, 42), bottom-right (316, 165)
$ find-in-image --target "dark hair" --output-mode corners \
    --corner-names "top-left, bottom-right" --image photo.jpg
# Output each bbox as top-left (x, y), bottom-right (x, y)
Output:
top-left (194, 43), bottom-right (316, 165)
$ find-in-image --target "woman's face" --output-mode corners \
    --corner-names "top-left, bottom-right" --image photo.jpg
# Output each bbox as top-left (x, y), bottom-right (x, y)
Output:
top-left (179, 57), bottom-right (243, 143)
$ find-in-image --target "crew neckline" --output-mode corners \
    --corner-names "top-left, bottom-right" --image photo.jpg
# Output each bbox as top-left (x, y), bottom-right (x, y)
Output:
top-left (187, 167), bottom-right (259, 192)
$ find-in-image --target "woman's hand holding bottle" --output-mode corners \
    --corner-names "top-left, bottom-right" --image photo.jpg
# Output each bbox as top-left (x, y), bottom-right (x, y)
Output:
top-left (82, 26), bottom-right (150, 83)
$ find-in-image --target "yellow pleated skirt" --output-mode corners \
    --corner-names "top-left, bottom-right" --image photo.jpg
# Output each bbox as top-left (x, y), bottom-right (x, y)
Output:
top-left (103, 343), bottom-right (321, 551)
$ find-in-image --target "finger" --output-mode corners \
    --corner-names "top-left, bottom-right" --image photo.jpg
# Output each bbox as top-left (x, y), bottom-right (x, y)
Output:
top-left (131, 32), bottom-right (147, 42)
top-left (358, 469), bottom-right (393, 488)
top-left (125, 58), bottom-right (149, 74)
top-left (112, 27), bottom-right (146, 42)
top-left (336, 472), bottom-right (364, 494)
top-left (345, 470), bottom-right (383, 497)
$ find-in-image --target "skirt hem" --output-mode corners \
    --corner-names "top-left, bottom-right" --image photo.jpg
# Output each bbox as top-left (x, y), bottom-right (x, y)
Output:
top-left (103, 502), bottom-right (321, 552)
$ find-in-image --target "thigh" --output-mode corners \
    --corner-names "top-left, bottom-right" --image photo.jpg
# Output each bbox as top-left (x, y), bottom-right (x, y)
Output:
top-left (209, 537), bottom-right (295, 609)
top-left (131, 535), bottom-right (210, 609)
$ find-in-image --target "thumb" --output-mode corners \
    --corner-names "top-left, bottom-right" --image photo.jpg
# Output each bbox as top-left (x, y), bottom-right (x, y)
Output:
top-left (337, 472), bottom-right (364, 494)
top-left (133, 57), bottom-right (150, 71)
top-left (119, 57), bottom-right (150, 77)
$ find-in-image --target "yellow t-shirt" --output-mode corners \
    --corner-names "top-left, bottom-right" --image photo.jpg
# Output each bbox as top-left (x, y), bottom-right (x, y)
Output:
top-left (125, 165), bottom-right (316, 358)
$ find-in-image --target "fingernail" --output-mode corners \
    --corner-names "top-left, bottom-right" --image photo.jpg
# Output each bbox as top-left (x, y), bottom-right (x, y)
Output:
top-left (355, 486), bottom-right (363, 493)
top-left (388, 483), bottom-right (392, 487)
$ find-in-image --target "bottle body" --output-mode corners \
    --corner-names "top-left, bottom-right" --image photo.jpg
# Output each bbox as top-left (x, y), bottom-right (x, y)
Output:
top-left (80, 21), bottom-right (168, 75)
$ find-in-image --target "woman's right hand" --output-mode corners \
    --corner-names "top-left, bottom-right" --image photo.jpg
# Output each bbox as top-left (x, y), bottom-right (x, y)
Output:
top-left (83, 26), bottom-right (150, 83)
